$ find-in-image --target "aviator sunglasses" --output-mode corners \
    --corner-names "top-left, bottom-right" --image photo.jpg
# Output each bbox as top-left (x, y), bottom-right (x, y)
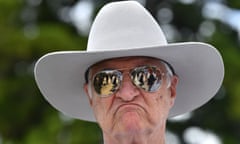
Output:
top-left (91, 65), bottom-right (171, 97)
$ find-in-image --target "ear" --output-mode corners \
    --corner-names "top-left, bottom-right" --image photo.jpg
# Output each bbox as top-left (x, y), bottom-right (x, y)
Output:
top-left (84, 83), bottom-right (93, 106)
top-left (169, 75), bottom-right (179, 107)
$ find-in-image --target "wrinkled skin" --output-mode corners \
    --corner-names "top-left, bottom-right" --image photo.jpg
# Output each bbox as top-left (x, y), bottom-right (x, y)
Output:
top-left (84, 56), bottom-right (178, 144)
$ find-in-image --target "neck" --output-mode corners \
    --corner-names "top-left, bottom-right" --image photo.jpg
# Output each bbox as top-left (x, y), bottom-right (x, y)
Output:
top-left (102, 126), bottom-right (166, 144)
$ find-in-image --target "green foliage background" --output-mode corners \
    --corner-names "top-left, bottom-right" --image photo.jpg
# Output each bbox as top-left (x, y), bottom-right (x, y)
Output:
top-left (0, 0), bottom-right (240, 143)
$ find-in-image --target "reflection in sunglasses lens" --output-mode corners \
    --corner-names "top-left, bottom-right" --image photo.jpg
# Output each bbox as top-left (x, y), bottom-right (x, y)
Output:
top-left (131, 66), bottom-right (162, 92)
top-left (93, 71), bottom-right (121, 96)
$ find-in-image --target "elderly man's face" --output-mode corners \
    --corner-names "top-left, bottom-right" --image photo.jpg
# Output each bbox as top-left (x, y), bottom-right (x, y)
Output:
top-left (84, 57), bottom-right (178, 137)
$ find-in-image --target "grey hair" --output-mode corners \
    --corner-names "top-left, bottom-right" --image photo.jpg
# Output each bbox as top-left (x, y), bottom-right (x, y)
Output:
top-left (162, 61), bottom-right (174, 88)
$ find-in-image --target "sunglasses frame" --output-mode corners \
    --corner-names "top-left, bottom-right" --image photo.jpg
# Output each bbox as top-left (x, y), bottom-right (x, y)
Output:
top-left (90, 65), bottom-right (170, 97)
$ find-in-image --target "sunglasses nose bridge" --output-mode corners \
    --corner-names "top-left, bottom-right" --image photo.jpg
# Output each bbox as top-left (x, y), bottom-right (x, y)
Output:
top-left (120, 70), bottom-right (136, 88)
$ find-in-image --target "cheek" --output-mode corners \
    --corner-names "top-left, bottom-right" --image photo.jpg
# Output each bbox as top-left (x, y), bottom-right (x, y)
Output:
top-left (151, 94), bottom-right (170, 117)
top-left (90, 98), bottom-right (104, 120)
top-left (155, 95), bottom-right (163, 101)
top-left (151, 92), bottom-right (164, 105)
top-left (91, 98), bottom-right (113, 127)
top-left (92, 99), bottom-right (106, 117)
top-left (154, 88), bottom-right (172, 105)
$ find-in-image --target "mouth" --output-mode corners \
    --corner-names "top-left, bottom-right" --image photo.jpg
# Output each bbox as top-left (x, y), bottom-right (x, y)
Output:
top-left (114, 103), bottom-right (145, 116)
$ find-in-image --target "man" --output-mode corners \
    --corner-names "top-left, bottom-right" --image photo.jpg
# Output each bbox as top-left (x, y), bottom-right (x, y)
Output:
top-left (34, 1), bottom-right (224, 144)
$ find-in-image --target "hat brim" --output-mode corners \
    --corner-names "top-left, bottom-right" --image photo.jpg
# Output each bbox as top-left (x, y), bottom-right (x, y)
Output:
top-left (34, 42), bottom-right (224, 122)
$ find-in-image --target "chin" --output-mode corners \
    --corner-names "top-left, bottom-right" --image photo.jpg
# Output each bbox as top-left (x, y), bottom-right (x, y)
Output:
top-left (116, 111), bottom-right (147, 134)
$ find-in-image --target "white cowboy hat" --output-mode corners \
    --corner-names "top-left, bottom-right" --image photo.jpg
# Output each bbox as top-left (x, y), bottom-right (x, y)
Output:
top-left (34, 1), bottom-right (224, 122)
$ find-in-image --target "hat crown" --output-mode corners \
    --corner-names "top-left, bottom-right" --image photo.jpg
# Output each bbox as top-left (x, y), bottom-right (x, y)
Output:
top-left (87, 1), bottom-right (167, 51)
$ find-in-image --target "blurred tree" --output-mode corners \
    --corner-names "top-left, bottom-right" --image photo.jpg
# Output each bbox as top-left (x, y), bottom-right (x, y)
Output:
top-left (0, 0), bottom-right (240, 144)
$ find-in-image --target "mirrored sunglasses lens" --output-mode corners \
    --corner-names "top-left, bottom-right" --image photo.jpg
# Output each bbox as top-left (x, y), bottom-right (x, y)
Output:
top-left (93, 70), bottom-right (121, 96)
top-left (131, 66), bottom-right (162, 92)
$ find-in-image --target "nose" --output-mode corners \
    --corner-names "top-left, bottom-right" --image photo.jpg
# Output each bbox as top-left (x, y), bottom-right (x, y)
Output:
top-left (115, 73), bottom-right (140, 101)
